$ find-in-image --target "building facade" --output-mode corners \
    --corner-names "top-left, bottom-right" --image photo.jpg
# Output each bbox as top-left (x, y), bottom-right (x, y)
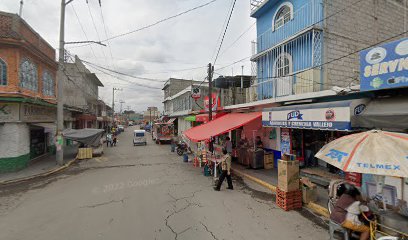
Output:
top-left (0, 11), bottom-right (58, 172)
top-left (250, 0), bottom-right (406, 100)
top-left (62, 55), bottom-right (104, 129)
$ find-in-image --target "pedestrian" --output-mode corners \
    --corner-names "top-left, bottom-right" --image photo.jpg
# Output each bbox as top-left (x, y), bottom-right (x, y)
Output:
top-left (214, 148), bottom-right (233, 191)
top-left (330, 185), bottom-right (370, 240)
top-left (224, 136), bottom-right (232, 154)
top-left (112, 133), bottom-right (117, 146)
top-left (106, 132), bottom-right (112, 147)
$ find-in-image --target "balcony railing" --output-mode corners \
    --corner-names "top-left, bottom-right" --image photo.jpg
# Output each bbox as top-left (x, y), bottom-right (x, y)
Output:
top-left (250, 0), bottom-right (268, 13)
top-left (253, 0), bottom-right (323, 55)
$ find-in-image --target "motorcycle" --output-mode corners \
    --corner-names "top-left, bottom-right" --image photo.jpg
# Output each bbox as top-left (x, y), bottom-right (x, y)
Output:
top-left (176, 141), bottom-right (190, 156)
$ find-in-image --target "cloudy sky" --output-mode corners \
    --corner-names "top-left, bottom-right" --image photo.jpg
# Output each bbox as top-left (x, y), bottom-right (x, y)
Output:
top-left (0, 0), bottom-right (255, 112)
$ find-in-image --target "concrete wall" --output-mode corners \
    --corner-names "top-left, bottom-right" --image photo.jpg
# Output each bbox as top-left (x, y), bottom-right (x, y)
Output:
top-left (323, 0), bottom-right (407, 88)
top-left (177, 117), bottom-right (191, 136)
top-left (0, 123), bottom-right (30, 172)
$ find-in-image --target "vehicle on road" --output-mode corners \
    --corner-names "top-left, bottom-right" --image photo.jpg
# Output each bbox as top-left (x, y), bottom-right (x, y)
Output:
top-left (128, 121), bottom-right (134, 126)
top-left (144, 124), bottom-right (152, 132)
top-left (133, 130), bottom-right (147, 146)
top-left (152, 122), bottom-right (174, 144)
top-left (118, 125), bottom-right (125, 132)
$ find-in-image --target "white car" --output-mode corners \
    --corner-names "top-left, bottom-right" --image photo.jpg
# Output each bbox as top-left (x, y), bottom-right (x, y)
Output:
top-left (117, 125), bottom-right (124, 132)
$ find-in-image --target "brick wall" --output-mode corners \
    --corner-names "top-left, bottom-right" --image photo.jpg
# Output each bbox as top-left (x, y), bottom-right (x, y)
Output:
top-left (323, 0), bottom-right (407, 88)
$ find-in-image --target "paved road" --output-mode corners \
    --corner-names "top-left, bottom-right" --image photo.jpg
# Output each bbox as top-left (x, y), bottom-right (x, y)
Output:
top-left (0, 126), bottom-right (328, 240)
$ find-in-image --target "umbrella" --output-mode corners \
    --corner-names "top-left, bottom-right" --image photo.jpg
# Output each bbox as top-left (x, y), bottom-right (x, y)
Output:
top-left (315, 130), bottom-right (408, 178)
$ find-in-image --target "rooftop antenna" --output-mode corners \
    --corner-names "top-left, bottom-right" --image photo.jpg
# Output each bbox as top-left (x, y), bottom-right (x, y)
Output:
top-left (19, 0), bottom-right (24, 17)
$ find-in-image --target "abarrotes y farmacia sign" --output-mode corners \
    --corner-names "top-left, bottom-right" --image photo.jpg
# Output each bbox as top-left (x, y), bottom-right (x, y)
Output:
top-left (360, 37), bottom-right (408, 91)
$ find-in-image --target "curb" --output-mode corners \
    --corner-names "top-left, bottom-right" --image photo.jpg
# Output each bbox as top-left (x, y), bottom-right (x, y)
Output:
top-left (0, 158), bottom-right (78, 186)
top-left (231, 167), bottom-right (330, 218)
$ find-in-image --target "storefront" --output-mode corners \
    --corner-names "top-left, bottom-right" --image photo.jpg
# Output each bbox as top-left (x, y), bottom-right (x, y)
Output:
top-left (76, 114), bottom-right (96, 129)
top-left (262, 99), bottom-right (369, 175)
top-left (0, 102), bottom-right (57, 172)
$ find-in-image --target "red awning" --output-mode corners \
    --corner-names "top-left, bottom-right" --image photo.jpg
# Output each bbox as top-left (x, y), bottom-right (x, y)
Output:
top-left (184, 112), bottom-right (261, 142)
top-left (195, 112), bottom-right (226, 122)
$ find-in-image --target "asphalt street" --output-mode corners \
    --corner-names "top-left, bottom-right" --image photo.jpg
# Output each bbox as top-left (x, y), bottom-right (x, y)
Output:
top-left (0, 126), bottom-right (328, 240)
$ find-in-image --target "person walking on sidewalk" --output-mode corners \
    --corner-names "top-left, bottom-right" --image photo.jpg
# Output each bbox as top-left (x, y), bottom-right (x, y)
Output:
top-left (224, 136), bottom-right (232, 154)
top-left (214, 148), bottom-right (233, 191)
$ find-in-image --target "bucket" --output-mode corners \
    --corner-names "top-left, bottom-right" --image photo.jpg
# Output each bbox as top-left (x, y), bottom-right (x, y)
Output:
top-left (183, 153), bottom-right (188, 162)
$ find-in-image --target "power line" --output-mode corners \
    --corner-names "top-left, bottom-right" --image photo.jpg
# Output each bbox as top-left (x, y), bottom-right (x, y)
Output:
top-left (81, 59), bottom-right (166, 82)
top-left (70, 3), bottom-right (100, 65)
top-left (98, 2), bottom-right (118, 75)
top-left (213, 0), bottom-right (237, 66)
top-left (218, 22), bottom-right (255, 58)
top-left (211, 0), bottom-right (235, 61)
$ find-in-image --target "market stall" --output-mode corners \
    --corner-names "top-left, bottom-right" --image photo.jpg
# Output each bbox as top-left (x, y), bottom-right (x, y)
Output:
top-left (315, 130), bottom-right (408, 239)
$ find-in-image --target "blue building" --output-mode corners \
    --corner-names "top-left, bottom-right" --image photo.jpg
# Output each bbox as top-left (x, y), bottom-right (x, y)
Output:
top-left (251, 0), bottom-right (324, 100)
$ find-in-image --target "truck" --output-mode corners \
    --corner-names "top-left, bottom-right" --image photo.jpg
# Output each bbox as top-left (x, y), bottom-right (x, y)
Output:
top-left (152, 122), bottom-right (174, 144)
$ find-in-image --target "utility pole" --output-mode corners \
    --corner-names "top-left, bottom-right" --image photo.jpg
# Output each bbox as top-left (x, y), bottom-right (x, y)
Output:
top-left (119, 100), bottom-right (125, 114)
top-left (149, 108), bottom-right (152, 126)
top-left (208, 63), bottom-right (214, 121)
top-left (56, 0), bottom-right (105, 166)
top-left (56, 0), bottom-right (67, 166)
top-left (241, 65), bottom-right (244, 89)
top-left (112, 87), bottom-right (122, 125)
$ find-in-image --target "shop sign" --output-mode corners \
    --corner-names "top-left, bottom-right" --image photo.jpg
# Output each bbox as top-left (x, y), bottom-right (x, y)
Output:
top-left (191, 88), bottom-right (201, 100)
top-left (21, 103), bottom-right (56, 122)
top-left (262, 106), bottom-right (351, 130)
top-left (0, 103), bottom-right (20, 122)
top-left (360, 37), bottom-right (408, 91)
top-left (204, 93), bottom-right (220, 111)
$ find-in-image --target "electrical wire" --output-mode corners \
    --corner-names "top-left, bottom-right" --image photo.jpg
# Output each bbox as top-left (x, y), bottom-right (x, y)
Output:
top-left (81, 59), bottom-right (166, 82)
top-left (212, 0), bottom-right (237, 66)
top-left (218, 22), bottom-right (256, 58)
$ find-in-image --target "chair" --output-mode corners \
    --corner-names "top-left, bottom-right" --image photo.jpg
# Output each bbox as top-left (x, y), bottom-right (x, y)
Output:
top-left (329, 220), bottom-right (350, 240)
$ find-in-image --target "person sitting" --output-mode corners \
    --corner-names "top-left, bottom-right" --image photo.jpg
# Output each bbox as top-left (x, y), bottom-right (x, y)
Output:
top-left (330, 185), bottom-right (370, 240)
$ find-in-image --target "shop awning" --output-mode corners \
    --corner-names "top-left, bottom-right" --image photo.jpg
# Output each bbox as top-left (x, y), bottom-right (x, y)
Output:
top-left (183, 112), bottom-right (262, 142)
top-left (167, 118), bottom-right (177, 124)
top-left (184, 115), bottom-right (196, 122)
top-left (352, 96), bottom-right (408, 130)
top-left (195, 112), bottom-right (226, 122)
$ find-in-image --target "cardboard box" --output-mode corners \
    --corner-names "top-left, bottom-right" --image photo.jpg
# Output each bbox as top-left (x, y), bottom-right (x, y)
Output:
top-left (282, 153), bottom-right (296, 161)
top-left (264, 154), bottom-right (274, 169)
top-left (302, 185), bottom-right (317, 204)
top-left (278, 160), bottom-right (300, 192)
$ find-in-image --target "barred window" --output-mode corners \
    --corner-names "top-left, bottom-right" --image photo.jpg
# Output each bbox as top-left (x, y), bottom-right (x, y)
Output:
top-left (42, 70), bottom-right (54, 96)
top-left (20, 58), bottom-right (38, 91)
top-left (0, 58), bottom-right (6, 85)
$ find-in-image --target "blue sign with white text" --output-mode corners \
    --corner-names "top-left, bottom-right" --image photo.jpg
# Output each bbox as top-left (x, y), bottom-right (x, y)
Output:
top-left (360, 37), bottom-right (408, 91)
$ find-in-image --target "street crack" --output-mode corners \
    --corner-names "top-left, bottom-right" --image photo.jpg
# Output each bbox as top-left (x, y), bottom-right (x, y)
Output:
top-left (200, 221), bottom-right (219, 240)
top-left (80, 198), bottom-right (125, 209)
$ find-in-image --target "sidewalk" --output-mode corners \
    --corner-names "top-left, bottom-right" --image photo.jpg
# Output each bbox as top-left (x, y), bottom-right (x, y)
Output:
top-left (231, 162), bottom-right (329, 209)
top-left (0, 144), bottom-right (78, 183)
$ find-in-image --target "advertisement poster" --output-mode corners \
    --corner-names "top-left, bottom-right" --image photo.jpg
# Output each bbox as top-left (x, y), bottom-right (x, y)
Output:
top-left (280, 128), bottom-right (291, 154)
top-left (360, 37), bottom-right (408, 91)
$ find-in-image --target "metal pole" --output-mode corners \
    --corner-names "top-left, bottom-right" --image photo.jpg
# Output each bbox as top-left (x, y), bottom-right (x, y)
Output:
top-left (19, 0), bottom-right (23, 17)
top-left (241, 65), bottom-right (244, 89)
top-left (56, 0), bottom-right (66, 166)
top-left (208, 63), bottom-right (213, 121)
top-left (112, 88), bottom-right (115, 125)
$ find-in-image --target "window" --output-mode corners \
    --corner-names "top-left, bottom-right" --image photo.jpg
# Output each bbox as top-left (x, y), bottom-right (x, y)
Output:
top-left (19, 58), bottom-right (38, 91)
top-left (0, 58), bottom-right (6, 85)
top-left (274, 53), bottom-right (292, 77)
top-left (272, 2), bottom-right (293, 31)
top-left (42, 70), bottom-right (55, 96)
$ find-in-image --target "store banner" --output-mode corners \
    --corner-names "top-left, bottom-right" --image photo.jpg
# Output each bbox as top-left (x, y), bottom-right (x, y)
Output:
top-left (21, 103), bottom-right (56, 122)
top-left (360, 37), bottom-right (408, 91)
top-left (263, 106), bottom-right (351, 130)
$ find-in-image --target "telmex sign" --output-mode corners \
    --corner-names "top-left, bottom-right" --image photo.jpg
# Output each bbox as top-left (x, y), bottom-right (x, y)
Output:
top-left (360, 37), bottom-right (408, 91)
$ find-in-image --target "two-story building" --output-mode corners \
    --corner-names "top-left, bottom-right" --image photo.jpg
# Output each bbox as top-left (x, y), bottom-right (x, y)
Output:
top-left (0, 11), bottom-right (58, 172)
top-left (250, 0), bottom-right (405, 100)
top-left (62, 55), bottom-right (104, 129)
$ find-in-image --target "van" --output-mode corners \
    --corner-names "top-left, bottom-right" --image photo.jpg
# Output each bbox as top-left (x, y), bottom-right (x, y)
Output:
top-left (133, 130), bottom-right (147, 146)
